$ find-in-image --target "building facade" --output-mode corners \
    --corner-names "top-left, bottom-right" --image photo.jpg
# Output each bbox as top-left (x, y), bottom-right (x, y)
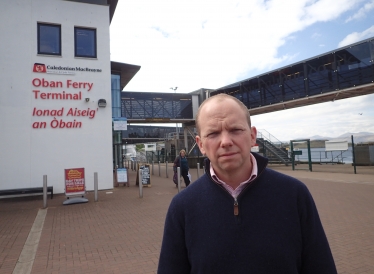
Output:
top-left (0, 0), bottom-right (135, 194)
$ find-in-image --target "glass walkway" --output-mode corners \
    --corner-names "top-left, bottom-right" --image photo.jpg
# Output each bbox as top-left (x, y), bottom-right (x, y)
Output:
top-left (121, 37), bottom-right (374, 123)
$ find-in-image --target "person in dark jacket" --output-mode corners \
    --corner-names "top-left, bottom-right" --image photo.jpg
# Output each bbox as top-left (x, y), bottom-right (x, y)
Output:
top-left (173, 149), bottom-right (190, 187)
top-left (158, 94), bottom-right (337, 274)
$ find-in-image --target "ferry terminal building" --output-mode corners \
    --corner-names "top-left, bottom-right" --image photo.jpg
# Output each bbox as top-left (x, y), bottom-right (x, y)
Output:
top-left (0, 0), bottom-right (140, 194)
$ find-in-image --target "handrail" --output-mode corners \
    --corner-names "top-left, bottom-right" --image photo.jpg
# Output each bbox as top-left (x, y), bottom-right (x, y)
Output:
top-left (257, 129), bottom-right (286, 148)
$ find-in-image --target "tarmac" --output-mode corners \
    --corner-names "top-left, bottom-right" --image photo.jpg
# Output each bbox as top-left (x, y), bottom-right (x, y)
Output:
top-left (1, 162), bottom-right (374, 274)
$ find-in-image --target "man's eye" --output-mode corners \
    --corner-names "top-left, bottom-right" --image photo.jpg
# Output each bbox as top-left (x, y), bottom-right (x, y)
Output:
top-left (231, 129), bottom-right (243, 133)
top-left (206, 132), bottom-right (218, 137)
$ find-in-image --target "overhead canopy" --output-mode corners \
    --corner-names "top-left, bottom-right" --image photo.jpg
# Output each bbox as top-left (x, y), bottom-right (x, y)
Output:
top-left (68, 0), bottom-right (118, 23)
top-left (107, 0), bottom-right (118, 22)
top-left (111, 61), bottom-right (141, 90)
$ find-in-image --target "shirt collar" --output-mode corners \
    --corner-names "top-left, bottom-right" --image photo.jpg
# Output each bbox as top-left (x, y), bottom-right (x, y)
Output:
top-left (210, 153), bottom-right (258, 188)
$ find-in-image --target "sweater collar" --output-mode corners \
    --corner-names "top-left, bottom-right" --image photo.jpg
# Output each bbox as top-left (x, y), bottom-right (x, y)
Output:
top-left (203, 152), bottom-right (268, 177)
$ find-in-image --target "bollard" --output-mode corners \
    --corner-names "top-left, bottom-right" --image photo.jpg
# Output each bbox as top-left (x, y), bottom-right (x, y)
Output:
top-left (177, 167), bottom-right (181, 193)
top-left (152, 161), bottom-right (154, 175)
top-left (166, 161), bottom-right (168, 178)
top-left (43, 175), bottom-right (47, 209)
top-left (94, 172), bottom-right (98, 202)
top-left (139, 168), bottom-right (143, 198)
top-left (197, 163), bottom-right (200, 179)
top-left (158, 161), bottom-right (161, 176)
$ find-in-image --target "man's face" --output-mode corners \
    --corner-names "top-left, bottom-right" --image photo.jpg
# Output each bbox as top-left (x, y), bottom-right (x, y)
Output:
top-left (196, 98), bottom-right (257, 177)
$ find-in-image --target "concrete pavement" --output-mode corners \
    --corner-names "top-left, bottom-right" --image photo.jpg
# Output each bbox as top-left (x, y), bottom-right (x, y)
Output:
top-left (1, 163), bottom-right (373, 273)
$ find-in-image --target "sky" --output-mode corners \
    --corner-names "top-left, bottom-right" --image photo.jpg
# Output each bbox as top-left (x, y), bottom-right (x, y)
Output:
top-left (109, 0), bottom-right (374, 141)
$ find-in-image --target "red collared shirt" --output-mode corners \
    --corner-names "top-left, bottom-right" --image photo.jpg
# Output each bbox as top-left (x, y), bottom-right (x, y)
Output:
top-left (210, 153), bottom-right (258, 199)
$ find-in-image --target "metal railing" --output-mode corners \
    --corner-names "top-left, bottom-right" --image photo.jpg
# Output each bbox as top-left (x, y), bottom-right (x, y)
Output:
top-left (257, 129), bottom-right (286, 148)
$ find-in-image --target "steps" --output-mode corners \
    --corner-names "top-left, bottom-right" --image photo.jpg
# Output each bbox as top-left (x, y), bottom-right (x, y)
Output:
top-left (256, 130), bottom-right (291, 165)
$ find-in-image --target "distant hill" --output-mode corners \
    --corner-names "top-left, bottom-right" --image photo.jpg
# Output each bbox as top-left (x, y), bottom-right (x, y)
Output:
top-left (291, 132), bottom-right (374, 146)
top-left (309, 135), bottom-right (331, 140)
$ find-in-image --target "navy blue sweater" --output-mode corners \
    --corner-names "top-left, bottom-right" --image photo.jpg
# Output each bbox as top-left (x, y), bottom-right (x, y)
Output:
top-left (158, 154), bottom-right (337, 274)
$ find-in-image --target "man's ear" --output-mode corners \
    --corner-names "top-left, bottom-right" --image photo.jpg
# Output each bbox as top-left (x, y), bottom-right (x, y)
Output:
top-left (251, 126), bottom-right (257, 144)
top-left (196, 136), bottom-right (206, 155)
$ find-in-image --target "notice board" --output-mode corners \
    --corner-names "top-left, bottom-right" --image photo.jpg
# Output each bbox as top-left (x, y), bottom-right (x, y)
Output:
top-left (136, 164), bottom-right (151, 187)
top-left (64, 167), bottom-right (86, 196)
top-left (117, 168), bottom-right (128, 183)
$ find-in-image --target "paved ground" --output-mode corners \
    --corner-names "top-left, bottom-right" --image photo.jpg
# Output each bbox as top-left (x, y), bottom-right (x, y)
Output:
top-left (1, 163), bottom-right (373, 274)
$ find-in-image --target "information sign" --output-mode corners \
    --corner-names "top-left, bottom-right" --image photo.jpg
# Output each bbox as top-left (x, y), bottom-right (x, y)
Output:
top-left (136, 164), bottom-right (151, 186)
top-left (64, 167), bottom-right (86, 196)
top-left (117, 168), bottom-right (128, 183)
top-left (141, 165), bottom-right (151, 186)
top-left (113, 118), bottom-right (127, 131)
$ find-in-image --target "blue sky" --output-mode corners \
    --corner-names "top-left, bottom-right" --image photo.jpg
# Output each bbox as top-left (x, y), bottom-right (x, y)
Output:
top-left (110, 0), bottom-right (374, 141)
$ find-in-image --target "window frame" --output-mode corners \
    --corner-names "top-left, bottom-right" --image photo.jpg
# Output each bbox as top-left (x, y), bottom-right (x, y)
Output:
top-left (74, 27), bottom-right (97, 58)
top-left (37, 23), bottom-right (61, 56)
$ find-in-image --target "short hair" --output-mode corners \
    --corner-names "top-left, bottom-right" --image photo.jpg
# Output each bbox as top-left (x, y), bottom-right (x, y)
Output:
top-left (179, 149), bottom-right (186, 154)
top-left (195, 93), bottom-right (251, 135)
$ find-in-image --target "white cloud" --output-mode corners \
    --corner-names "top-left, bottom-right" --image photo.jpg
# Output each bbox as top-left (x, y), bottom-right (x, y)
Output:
top-left (252, 94), bottom-right (374, 141)
top-left (110, 0), bottom-right (374, 140)
top-left (338, 25), bottom-right (374, 47)
top-left (346, 0), bottom-right (374, 22)
top-left (110, 0), bottom-right (363, 93)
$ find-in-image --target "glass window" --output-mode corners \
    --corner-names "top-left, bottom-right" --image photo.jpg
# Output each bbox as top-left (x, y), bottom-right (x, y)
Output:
top-left (38, 23), bottom-right (61, 55)
top-left (111, 74), bottom-right (121, 118)
top-left (75, 27), bottom-right (96, 58)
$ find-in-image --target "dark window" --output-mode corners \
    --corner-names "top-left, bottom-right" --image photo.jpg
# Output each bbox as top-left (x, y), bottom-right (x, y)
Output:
top-left (75, 27), bottom-right (97, 58)
top-left (37, 23), bottom-right (61, 55)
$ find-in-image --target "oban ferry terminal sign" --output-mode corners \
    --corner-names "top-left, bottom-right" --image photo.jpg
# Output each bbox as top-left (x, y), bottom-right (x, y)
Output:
top-left (31, 63), bottom-right (103, 129)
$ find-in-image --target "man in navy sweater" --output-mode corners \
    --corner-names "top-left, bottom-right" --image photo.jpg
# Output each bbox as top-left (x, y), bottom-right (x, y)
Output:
top-left (158, 94), bottom-right (337, 274)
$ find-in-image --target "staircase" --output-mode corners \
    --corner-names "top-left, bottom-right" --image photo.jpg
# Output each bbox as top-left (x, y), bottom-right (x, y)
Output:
top-left (256, 130), bottom-right (291, 165)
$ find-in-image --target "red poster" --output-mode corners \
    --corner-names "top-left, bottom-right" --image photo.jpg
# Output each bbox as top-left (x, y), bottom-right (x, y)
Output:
top-left (64, 168), bottom-right (85, 195)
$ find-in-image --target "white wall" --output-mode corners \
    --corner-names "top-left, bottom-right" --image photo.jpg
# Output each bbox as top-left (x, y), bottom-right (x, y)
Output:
top-left (0, 0), bottom-right (113, 193)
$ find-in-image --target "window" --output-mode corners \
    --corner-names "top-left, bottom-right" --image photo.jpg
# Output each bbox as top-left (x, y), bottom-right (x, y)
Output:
top-left (75, 27), bottom-right (97, 58)
top-left (111, 74), bottom-right (121, 118)
top-left (37, 23), bottom-right (61, 55)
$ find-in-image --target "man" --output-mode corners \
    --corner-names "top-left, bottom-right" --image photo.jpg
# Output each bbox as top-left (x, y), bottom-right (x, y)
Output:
top-left (158, 94), bottom-right (337, 274)
top-left (173, 149), bottom-right (191, 187)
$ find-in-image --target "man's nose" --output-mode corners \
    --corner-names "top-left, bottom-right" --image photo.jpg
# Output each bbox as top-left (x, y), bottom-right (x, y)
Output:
top-left (220, 131), bottom-right (233, 147)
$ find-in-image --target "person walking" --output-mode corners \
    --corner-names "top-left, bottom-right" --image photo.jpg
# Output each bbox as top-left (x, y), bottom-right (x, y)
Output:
top-left (173, 149), bottom-right (190, 187)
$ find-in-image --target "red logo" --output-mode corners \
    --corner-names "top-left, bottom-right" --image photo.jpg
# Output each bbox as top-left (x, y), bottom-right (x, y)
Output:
top-left (33, 63), bottom-right (46, 73)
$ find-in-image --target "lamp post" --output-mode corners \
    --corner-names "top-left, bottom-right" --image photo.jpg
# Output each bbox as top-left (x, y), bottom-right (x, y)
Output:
top-left (170, 87), bottom-right (178, 139)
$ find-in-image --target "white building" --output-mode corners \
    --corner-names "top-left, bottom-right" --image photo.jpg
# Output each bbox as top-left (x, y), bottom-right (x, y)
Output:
top-left (0, 0), bottom-right (140, 194)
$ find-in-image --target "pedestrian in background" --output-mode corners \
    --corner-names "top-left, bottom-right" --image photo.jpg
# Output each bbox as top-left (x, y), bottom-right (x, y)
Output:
top-left (173, 149), bottom-right (190, 187)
